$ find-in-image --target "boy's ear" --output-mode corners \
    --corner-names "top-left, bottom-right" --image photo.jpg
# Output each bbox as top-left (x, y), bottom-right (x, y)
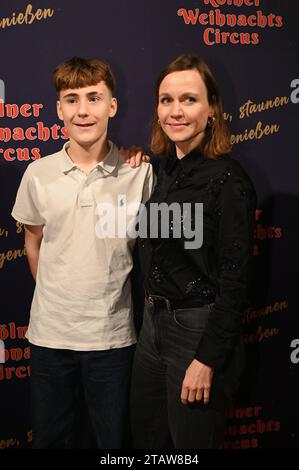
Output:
top-left (56, 100), bottom-right (63, 121)
top-left (109, 97), bottom-right (118, 118)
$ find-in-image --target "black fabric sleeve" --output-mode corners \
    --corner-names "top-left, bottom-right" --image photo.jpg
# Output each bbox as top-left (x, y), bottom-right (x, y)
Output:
top-left (194, 165), bottom-right (256, 369)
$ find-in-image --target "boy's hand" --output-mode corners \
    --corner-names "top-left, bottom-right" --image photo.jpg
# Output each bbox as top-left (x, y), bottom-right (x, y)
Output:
top-left (120, 146), bottom-right (150, 167)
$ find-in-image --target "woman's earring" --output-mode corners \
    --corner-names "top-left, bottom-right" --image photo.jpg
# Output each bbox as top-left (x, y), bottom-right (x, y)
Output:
top-left (207, 116), bottom-right (216, 127)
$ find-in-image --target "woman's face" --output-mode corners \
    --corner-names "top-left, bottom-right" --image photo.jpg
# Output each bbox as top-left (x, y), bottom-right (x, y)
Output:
top-left (157, 69), bottom-right (213, 158)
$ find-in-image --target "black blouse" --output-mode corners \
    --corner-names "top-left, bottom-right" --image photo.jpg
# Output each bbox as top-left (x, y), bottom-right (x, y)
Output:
top-left (138, 148), bottom-right (256, 370)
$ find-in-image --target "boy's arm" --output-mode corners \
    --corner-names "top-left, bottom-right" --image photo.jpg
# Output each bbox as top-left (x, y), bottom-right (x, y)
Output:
top-left (25, 224), bottom-right (43, 280)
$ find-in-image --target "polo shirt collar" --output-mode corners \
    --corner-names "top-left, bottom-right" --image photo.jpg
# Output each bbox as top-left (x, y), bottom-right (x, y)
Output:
top-left (98, 141), bottom-right (119, 174)
top-left (61, 141), bottom-right (119, 175)
top-left (61, 142), bottom-right (77, 174)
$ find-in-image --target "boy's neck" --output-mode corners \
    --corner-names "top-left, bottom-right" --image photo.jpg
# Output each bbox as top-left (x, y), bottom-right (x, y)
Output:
top-left (67, 137), bottom-right (110, 172)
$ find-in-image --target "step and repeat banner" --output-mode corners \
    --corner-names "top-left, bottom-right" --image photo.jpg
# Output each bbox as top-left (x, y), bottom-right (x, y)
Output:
top-left (0, 0), bottom-right (298, 449)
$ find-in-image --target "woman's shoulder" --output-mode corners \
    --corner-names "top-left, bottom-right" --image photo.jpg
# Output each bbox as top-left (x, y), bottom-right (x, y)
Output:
top-left (206, 155), bottom-right (257, 203)
top-left (209, 154), bottom-right (254, 183)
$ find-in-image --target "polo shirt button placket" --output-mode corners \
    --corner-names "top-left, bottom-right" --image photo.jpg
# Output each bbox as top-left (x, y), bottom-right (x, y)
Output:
top-left (79, 177), bottom-right (93, 207)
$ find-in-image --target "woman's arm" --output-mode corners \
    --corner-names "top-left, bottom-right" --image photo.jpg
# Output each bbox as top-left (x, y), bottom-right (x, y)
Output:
top-left (195, 164), bottom-right (257, 370)
top-left (181, 162), bottom-right (256, 404)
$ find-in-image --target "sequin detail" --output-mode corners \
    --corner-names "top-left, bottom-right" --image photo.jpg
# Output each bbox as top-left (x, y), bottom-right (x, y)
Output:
top-left (185, 278), bottom-right (215, 300)
top-left (174, 173), bottom-right (187, 188)
top-left (206, 171), bottom-right (231, 194)
top-left (150, 265), bottom-right (164, 284)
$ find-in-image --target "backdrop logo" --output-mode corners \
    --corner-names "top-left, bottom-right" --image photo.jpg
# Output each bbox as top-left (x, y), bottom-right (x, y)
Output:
top-left (0, 102), bottom-right (68, 162)
top-left (253, 210), bottom-right (283, 256)
top-left (177, 0), bottom-right (284, 46)
top-left (225, 404), bottom-right (281, 450)
top-left (0, 323), bottom-right (30, 381)
top-left (0, 3), bottom-right (55, 30)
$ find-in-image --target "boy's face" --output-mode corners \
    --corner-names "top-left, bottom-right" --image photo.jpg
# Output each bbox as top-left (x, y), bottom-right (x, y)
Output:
top-left (57, 81), bottom-right (117, 147)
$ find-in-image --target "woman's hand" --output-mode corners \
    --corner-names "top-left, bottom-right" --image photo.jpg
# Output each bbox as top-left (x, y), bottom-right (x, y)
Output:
top-left (181, 359), bottom-right (214, 405)
top-left (119, 146), bottom-right (150, 167)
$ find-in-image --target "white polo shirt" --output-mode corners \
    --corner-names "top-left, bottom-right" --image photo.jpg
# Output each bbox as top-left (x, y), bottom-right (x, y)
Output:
top-left (11, 141), bottom-right (155, 351)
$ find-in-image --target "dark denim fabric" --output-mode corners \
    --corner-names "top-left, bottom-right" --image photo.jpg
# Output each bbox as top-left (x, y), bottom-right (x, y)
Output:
top-left (30, 344), bottom-right (135, 449)
top-left (130, 298), bottom-right (232, 449)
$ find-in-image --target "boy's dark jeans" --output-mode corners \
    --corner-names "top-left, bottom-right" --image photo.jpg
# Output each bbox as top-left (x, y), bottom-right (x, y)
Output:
top-left (30, 343), bottom-right (134, 449)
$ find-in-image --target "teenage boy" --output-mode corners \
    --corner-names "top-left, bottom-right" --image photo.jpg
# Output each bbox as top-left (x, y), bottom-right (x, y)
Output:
top-left (11, 57), bottom-right (154, 449)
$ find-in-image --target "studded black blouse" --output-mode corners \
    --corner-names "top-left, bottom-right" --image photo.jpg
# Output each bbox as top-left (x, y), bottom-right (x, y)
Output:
top-left (138, 148), bottom-right (257, 370)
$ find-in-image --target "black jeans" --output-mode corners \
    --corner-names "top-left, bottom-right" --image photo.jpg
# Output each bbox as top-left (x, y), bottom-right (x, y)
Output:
top-left (130, 296), bottom-right (228, 449)
top-left (30, 344), bottom-right (135, 449)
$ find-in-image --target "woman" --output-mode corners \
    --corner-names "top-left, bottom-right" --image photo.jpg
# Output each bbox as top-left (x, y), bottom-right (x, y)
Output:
top-left (130, 54), bottom-right (256, 449)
